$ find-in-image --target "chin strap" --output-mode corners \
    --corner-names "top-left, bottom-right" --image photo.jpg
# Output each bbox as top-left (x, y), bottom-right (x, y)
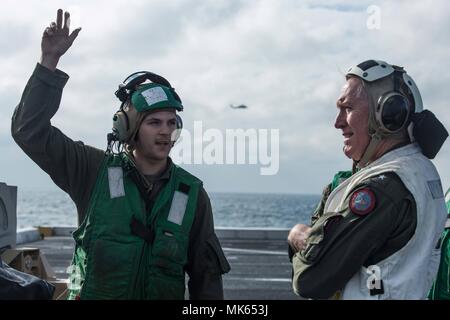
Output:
top-left (356, 132), bottom-right (383, 169)
top-left (352, 160), bottom-right (358, 174)
top-left (356, 80), bottom-right (383, 169)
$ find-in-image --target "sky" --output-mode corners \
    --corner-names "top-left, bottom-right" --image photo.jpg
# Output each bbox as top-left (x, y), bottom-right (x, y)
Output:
top-left (0, 0), bottom-right (449, 194)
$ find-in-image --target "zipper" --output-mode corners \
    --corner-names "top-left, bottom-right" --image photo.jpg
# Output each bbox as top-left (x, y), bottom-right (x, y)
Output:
top-left (131, 183), bottom-right (154, 298)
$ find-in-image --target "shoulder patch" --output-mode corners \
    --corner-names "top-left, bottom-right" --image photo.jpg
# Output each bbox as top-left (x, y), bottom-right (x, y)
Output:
top-left (349, 188), bottom-right (376, 216)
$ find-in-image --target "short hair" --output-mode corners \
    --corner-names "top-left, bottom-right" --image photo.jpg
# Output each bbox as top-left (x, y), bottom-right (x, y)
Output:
top-left (346, 75), bottom-right (369, 103)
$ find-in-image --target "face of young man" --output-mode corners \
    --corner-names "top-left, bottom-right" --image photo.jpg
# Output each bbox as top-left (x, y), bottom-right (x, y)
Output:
top-left (134, 110), bottom-right (177, 162)
top-left (334, 77), bottom-right (371, 162)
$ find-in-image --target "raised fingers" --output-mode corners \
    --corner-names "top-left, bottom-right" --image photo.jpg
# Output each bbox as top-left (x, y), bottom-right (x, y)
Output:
top-left (46, 23), bottom-right (56, 36)
top-left (56, 9), bottom-right (63, 29)
top-left (43, 27), bottom-right (50, 38)
top-left (63, 11), bottom-right (70, 30)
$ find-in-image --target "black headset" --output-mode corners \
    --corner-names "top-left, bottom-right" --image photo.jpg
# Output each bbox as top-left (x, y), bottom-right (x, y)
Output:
top-left (375, 67), bottom-right (412, 134)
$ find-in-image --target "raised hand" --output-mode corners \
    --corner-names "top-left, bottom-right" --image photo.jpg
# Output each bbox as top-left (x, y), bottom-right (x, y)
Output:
top-left (40, 9), bottom-right (82, 71)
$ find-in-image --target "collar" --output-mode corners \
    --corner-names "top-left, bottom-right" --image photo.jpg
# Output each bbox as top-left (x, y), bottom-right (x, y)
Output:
top-left (121, 152), bottom-right (173, 182)
top-left (368, 143), bottom-right (420, 169)
top-left (144, 157), bottom-right (173, 182)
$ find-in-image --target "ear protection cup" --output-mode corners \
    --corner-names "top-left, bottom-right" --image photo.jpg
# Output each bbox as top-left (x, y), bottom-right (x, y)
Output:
top-left (176, 114), bottom-right (183, 130)
top-left (112, 110), bottom-right (130, 142)
top-left (170, 114), bottom-right (184, 143)
top-left (376, 92), bottom-right (410, 133)
top-left (374, 69), bottom-right (412, 134)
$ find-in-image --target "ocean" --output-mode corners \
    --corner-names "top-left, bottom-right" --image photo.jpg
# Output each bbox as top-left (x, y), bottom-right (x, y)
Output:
top-left (16, 189), bottom-right (321, 229)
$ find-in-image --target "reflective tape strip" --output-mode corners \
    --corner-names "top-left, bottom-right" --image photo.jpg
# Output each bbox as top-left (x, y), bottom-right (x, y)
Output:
top-left (108, 167), bottom-right (125, 199)
top-left (140, 87), bottom-right (168, 106)
top-left (167, 191), bottom-right (188, 225)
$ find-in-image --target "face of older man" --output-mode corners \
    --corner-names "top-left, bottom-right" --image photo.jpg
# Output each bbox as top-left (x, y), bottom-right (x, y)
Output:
top-left (334, 77), bottom-right (371, 162)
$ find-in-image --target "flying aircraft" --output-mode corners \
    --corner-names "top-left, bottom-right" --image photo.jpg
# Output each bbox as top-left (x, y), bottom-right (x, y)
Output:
top-left (229, 104), bottom-right (248, 109)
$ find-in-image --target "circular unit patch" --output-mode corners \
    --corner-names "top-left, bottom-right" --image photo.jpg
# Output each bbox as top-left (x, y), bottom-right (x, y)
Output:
top-left (349, 188), bottom-right (376, 216)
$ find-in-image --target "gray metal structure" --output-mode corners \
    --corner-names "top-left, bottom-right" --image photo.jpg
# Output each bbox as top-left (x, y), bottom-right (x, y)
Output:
top-left (0, 182), bottom-right (17, 251)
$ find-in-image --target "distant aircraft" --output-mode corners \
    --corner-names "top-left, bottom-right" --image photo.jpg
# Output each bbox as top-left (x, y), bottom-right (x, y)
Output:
top-left (229, 104), bottom-right (248, 109)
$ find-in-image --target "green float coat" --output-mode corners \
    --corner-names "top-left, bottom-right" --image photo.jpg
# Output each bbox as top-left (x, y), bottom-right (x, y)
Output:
top-left (67, 153), bottom-right (201, 299)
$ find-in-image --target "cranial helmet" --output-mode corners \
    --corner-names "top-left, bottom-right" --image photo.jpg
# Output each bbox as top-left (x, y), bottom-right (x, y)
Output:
top-left (111, 71), bottom-right (183, 147)
top-left (346, 59), bottom-right (422, 137)
top-left (344, 59), bottom-right (447, 164)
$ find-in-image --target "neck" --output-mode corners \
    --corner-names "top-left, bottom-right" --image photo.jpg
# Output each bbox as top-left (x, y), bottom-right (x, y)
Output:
top-left (132, 150), bottom-right (168, 176)
top-left (369, 138), bottom-right (407, 164)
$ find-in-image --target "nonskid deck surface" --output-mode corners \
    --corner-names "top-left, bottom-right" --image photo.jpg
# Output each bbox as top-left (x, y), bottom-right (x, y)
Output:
top-left (17, 227), bottom-right (299, 300)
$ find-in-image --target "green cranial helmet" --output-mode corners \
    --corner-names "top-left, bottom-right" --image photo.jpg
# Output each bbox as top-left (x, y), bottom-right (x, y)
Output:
top-left (111, 71), bottom-right (184, 145)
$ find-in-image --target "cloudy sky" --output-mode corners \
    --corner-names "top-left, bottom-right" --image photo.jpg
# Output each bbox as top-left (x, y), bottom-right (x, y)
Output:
top-left (1, 0), bottom-right (449, 195)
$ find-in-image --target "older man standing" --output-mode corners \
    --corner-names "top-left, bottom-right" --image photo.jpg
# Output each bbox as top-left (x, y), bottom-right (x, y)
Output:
top-left (290, 60), bottom-right (448, 299)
